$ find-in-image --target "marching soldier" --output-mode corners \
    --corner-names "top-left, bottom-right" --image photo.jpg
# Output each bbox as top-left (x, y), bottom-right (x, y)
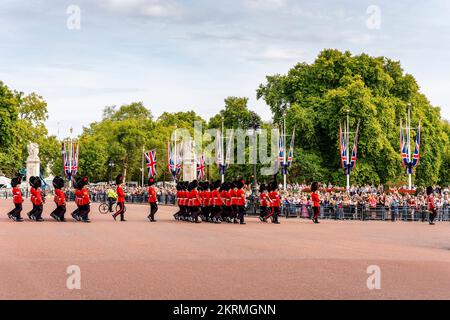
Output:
top-left (211, 180), bottom-right (223, 223)
top-left (311, 181), bottom-right (321, 224)
top-left (221, 182), bottom-right (233, 223)
top-left (427, 186), bottom-right (437, 225)
top-left (174, 182), bottom-right (183, 220)
top-left (188, 180), bottom-right (202, 223)
top-left (50, 176), bottom-right (66, 222)
top-left (230, 181), bottom-right (238, 222)
top-left (113, 174), bottom-right (126, 221)
top-left (8, 177), bottom-right (23, 222)
top-left (258, 184), bottom-right (272, 223)
top-left (147, 177), bottom-right (158, 222)
top-left (72, 177), bottom-right (91, 223)
top-left (266, 181), bottom-right (280, 224)
top-left (235, 179), bottom-right (246, 225)
top-left (27, 176), bottom-right (44, 222)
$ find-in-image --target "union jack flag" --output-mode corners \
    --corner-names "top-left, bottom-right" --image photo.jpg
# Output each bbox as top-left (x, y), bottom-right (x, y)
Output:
top-left (144, 149), bottom-right (157, 177)
top-left (400, 122), bottom-right (421, 174)
top-left (197, 155), bottom-right (206, 180)
top-left (62, 140), bottom-right (79, 181)
top-left (339, 122), bottom-right (359, 175)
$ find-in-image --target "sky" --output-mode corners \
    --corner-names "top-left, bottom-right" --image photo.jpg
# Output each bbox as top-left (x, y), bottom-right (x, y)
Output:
top-left (0, 0), bottom-right (449, 137)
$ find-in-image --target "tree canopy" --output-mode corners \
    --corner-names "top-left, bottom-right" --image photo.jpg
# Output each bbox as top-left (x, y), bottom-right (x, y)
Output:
top-left (257, 49), bottom-right (449, 186)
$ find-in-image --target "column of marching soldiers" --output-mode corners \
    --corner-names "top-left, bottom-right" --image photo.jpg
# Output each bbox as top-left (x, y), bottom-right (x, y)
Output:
top-left (5, 172), bottom-right (322, 224)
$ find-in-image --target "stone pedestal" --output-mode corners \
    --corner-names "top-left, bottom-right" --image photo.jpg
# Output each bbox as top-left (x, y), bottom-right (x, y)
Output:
top-left (183, 140), bottom-right (197, 182)
top-left (26, 143), bottom-right (40, 186)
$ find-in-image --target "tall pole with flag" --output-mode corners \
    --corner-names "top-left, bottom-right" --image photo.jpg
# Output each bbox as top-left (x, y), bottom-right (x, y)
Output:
top-left (278, 114), bottom-right (296, 191)
top-left (62, 128), bottom-right (79, 188)
top-left (400, 104), bottom-right (421, 190)
top-left (339, 110), bottom-right (360, 193)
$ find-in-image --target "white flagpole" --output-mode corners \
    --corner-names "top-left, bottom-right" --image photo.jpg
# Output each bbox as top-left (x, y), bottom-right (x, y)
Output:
top-left (407, 105), bottom-right (412, 190)
top-left (283, 115), bottom-right (287, 191)
top-left (346, 111), bottom-right (350, 193)
top-left (221, 120), bottom-right (225, 183)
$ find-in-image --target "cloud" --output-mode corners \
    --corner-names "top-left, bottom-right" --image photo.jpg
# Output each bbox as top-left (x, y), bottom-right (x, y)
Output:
top-left (244, 0), bottom-right (288, 9)
top-left (99, 0), bottom-right (183, 18)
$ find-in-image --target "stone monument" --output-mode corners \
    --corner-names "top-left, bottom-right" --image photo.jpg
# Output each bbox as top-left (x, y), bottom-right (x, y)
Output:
top-left (183, 140), bottom-right (197, 182)
top-left (26, 142), bottom-right (41, 185)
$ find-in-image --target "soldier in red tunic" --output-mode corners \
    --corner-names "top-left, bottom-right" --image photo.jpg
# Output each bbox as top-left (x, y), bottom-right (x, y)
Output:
top-left (27, 176), bottom-right (44, 222)
top-left (188, 180), bottom-right (202, 223)
top-left (235, 179), bottom-right (247, 225)
top-left (311, 181), bottom-right (321, 224)
top-left (8, 177), bottom-right (24, 222)
top-left (50, 176), bottom-right (66, 222)
top-left (221, 182), bottom-right (233, 223)
top-left (147, 177), bottom-right (158, 222)
top-left (266, 181), bottom-right (281, 224)
top-left (113, 174), bottom-right (126, 221)
top-left (211, 180), bottom-right (223, 224)
top-left (72, 177), bottom-right (91, 223)
top-left (427, 186), bottom-right (437, 225)
top-left (258, 184), bottom-right (272, 223)
top-left (174, 182), bottom-right (183, 220)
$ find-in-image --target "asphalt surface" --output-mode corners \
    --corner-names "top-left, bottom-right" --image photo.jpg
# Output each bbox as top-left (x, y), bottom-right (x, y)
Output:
top-left (0, 201), bottom-right (449, 300)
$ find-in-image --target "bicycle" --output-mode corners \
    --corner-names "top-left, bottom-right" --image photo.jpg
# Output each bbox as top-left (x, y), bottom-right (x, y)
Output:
top-left (99, 200), bottom-right (127, 215)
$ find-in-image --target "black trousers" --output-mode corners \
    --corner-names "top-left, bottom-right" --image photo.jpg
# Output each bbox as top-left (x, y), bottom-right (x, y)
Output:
top-left (149, 202), bottom-right (158, 220)
top-left (237, 205), bottom-right (245, 222)
top-left (190, 206), bottom-right (201, 221)
top-left (51, 205), bottom-right (66, 220)
top-left (29, 204), bottom-right (43, 219)
top-left (211, 206), bottom-right (222, 219)
top-left (260, 206), bottom-right (268, 219)
top-left (8, 203), bottom-right (22, 219)
top-left (429, 209), bottom-right (437, 223)
top-left (114, 202), bottom-right (125, 220)
top-left (78, 204), bottom-right (90, 220)
top-left (312, 206), bottom-right (320, 220)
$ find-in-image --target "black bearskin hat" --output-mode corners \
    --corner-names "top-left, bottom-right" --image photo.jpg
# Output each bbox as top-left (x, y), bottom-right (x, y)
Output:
top-left (11, 177), bottom-right (20, 188)
top-left (270, 181), bottom-right (278, 192)
top-left (148, 177), bottom-right (156, 186)
top-left (214, 180), bottom-right (222, 190)
top-left (259, 183), bottom-right (267, 193)
top-left (52, 176), bottom-right (64, 190)
top-left (311, 181), bottom-right (319, 193)
top-left (116, 174), bottom-right (124, 185)
top-left (29, 176), bottom-right (41, 189)
top-left (236, 180), bottom-right (244, 189)
top-left (75, 176), bottom-right (88, 190)
top-left (426, 186), bottom-right (434, 196)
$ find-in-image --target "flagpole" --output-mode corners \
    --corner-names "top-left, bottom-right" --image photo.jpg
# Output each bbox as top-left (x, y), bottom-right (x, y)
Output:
top-left (283, 114), bottom-right (287, 191)
top-left (141, 146), bottom-right (144, 187)
top-left (346, 111), bottom-right (350, 193)
top-left (69, 128), bottom-right (73, 189)
top-left (174, 127), bottom-right (177, 183)
top-left (407, 104), bottom-right (412, 190)
top-left (221, 119), bottom-right (225, 183)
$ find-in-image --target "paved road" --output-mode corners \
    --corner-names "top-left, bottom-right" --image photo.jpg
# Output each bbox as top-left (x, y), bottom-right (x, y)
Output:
top-left (0, 202), bottom-right (449, 300)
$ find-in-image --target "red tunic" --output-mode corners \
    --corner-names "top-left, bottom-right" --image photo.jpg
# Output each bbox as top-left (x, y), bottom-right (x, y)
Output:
top-left (268, 191), bottom-right (280, 207)
top-left (259, 193), bottom-right (270, 207)
top-left (54, 189), bottom-right (66, 206)
top-left (117, 186), bottom-right (125, 203)
top-left (190, 190), bottom-right (201, 206)
top-left (224, 190), bottom-right (232, 206)
top-left (230, 189), bottom-right (237, 206)
top-left (211, 189), bottom-right (223, 206)
top-left (12, 187), bottom-right (23, 204)
top-left (236, 189), bottom-right (246, 206)
top-left (30, 187), bottom-right (43, 206)
top-left (427, 195), bottom-right (436, 211)
top-left (148, 187), bottom-right (157, 203)
top-left (312, 192), bottom-right (320, 208)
